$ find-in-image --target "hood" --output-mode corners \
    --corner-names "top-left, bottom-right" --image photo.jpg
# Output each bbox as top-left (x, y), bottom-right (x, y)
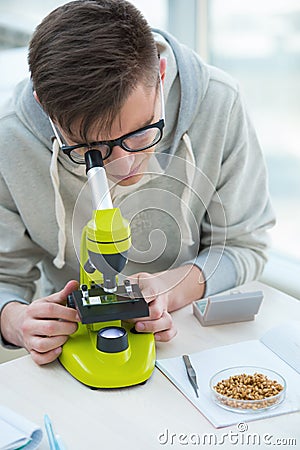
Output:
top-left (152, 29), bottom-right (210, 167)
top-left (13, 79), bottom-right (86, 178)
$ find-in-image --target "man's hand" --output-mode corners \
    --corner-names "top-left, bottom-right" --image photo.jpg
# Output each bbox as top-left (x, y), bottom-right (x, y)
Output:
top-left (129, 265), bottom-right (205, 343)
top-left (129, 272), bottom-right (177, 342)
top-left (1, 280), bottom-right (80, 365)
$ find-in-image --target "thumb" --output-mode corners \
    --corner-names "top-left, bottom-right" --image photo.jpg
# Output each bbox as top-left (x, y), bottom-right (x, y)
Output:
top-left (128, 273), bottom-right (156, 303)
top-left (48, 280), bottom-right (79, 305)
top-left (128, 272), bottom-right (152, 289)
top-left (140, 286), bottom-right (157, 304)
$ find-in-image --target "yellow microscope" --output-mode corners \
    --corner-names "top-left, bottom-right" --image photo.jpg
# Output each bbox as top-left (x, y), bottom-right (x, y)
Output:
top-left (59, 150), bottom-right (155, 388)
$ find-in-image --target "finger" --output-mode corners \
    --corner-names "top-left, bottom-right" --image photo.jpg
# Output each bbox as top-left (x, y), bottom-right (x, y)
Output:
top-left (30, 347), bottom-right (63, 365)
top-left (154, 326), bottom-right (178, 342)
top-left (127, 302), bottom-right (163, 325)
top-left (28, 301), bottom-right (80, 322)
top-left (140, 286), bottom-right (157, 303)
top-left (46, 280), bottom-right (79, 305)
top-left (135, 310), bottom-right (173, 334)
top-left (139, 279), bottom-right (169, 304)
top-left (29, 335), bottom-right (69, 354)
top-left (148, 300), bottom-right (167, 320)
top-left (128, 272), bottom-right (154, 292)
top-left (30, 318), bottom-right (78, 338)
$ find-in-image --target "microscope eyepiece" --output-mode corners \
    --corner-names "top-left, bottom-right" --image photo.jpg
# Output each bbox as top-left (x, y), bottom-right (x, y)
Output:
top-left (85, 149), bottom-right (104, 173)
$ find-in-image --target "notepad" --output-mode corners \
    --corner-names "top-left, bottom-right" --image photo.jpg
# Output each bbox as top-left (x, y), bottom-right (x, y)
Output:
top-left (0, 405), bottom-right (43, 450)
top-left (156, 321), bottom-right (300, 428)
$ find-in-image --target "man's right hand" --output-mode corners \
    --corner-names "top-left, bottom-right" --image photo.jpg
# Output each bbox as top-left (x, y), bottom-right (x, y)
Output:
top-left (0, 280), bottom-right (80, 365)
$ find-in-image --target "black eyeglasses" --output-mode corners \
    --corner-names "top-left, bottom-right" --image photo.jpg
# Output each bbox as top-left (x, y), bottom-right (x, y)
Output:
top-left (49, 78), bottom-right (165, 164)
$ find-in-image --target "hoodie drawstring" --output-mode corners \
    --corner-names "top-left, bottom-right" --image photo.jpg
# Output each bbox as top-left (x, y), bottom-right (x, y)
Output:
top-left (182, 132), bottom-right (196, 182)
top-left (180, 132), bottom-right (196, 246)
top-left (50, 138), bottom-right (66, 269)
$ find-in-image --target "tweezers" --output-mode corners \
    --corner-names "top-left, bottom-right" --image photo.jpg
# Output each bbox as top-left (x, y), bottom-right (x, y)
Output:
top-left (182, 354), bottom-right (199, 398)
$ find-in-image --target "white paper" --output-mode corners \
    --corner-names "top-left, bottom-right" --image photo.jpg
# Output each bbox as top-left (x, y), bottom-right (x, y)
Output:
top-left (260, 321), bottom-right (300, 373)
top-left (0, 405), bottom-right (43, 450)
top-left (156, 339), bottom-right (300, 428)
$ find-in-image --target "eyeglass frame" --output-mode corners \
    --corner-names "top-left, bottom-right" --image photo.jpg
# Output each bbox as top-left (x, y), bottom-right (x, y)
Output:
top-left (49, 76), bottom-right (165, 164)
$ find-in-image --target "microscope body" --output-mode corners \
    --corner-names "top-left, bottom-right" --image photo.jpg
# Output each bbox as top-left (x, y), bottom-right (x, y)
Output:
top-left (59, 151), bottom-right (156, 388)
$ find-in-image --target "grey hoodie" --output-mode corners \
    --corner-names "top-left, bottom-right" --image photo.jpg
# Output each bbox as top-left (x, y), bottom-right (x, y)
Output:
top-left (0, 30), bottom-right (275, 316)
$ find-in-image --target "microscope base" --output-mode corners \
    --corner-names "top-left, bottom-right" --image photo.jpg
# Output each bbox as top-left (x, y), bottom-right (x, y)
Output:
top-left (59, 321), bottom-right (156, 388)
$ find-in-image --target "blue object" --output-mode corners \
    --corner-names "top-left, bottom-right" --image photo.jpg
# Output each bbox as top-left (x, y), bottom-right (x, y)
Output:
top-left (44, 415), bottom-right (66, 450)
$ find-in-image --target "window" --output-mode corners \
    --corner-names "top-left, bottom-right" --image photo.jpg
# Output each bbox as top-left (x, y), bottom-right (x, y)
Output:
top-left (208, 0), bottom-right (300, 264)
top-left (204, 0), bottom-right (300, 297)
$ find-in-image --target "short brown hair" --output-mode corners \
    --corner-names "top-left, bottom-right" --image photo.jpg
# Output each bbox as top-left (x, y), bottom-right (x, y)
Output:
top-left (28, 0), bottom-right (159, 140)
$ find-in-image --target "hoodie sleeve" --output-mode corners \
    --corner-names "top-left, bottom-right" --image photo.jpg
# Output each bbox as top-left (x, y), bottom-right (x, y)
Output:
top-left (194, 86), bottom-right (276, 296)
top-left (0, 171), bottom-right (43, 313)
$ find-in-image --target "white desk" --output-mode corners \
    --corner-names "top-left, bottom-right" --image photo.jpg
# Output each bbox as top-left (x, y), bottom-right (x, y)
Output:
top-left (0, 281), bottom-right (299, 449)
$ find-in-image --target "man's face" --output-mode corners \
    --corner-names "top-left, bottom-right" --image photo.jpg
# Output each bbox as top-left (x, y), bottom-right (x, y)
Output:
top-left (60, 82), bottom-right (162, 187)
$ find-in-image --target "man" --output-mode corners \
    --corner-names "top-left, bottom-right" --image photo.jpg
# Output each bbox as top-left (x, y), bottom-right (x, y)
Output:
top-left (0, 0), bottom-right (275, 365)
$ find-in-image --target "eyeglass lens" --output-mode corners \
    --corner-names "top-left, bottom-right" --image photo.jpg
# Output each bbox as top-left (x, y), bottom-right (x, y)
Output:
top-left (69, 125), bottom-right (162, 163)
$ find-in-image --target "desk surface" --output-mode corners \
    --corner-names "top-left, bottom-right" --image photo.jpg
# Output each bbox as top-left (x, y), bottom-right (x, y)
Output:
top-left (0, 281), bottom-right (299, 450)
